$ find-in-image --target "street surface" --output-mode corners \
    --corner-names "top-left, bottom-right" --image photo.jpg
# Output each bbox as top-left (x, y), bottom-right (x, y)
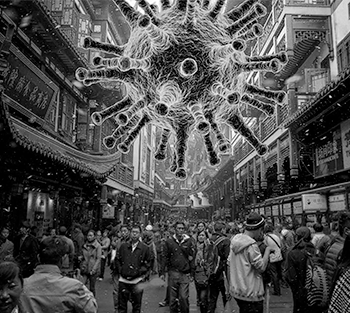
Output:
top-left (95, 272), bottom-right (293, 313)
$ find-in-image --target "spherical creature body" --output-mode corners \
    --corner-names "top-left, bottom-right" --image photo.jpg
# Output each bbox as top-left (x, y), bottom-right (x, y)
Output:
top-left (75, 0), bottom-right (288, 179)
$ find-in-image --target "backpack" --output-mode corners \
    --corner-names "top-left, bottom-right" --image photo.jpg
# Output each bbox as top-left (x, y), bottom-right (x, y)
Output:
top-left (305, 251), bottom-right (329, 308)
top-left (210, 236), bottom-right (227, 276)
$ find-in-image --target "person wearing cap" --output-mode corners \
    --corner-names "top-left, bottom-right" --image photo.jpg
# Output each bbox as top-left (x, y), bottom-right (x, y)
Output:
top-left (228, 212), bottom-right (274, 313)
top-left (13, 221), bottom-right (39, 278)
top-left (21, 236), bottom-right (98, 313)
top-left (284, 226), bottom-right (319, 313)
top-left (58, 226), bottom-right (75, 275)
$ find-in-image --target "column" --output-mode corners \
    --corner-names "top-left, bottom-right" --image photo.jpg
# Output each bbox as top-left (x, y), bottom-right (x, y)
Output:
top-left (289, 129), bottom-right (299, 179)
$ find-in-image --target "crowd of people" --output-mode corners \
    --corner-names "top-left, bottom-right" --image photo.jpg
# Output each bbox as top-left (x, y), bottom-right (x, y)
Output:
top-left (2, 212), bottom-right (350, 312)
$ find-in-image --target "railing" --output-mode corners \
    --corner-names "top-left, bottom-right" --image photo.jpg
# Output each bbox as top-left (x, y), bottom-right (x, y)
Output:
top-left (286, 0), bottom-right (329, 5)
top-left (261, 115), bottom-right (277, 141)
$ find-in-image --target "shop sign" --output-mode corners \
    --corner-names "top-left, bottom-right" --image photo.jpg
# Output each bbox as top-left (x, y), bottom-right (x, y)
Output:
top-left (272, 205), bottom-right (279, 216)
top-left (259, 207), bottom-right (264, 215)
top-left (282, 202), bottom-right (292, 215)
top-left (293, 201), bottom-right (303, 214)
top-left (341, 119), bottom-right (350, 169)
top-left (329, 194), bottom-right (346, 212)
top-left (265, 206), bottom-right (271, 216)
top-left (2, 54), bottom-right (56, 119)
top-left (302, 194), bottom-right (327, 212)
top-left (102, 204), bottom-right (115, 219)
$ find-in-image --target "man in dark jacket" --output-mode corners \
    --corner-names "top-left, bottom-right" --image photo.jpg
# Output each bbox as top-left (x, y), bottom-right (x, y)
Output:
top-left (13, 221), bottom-right (39, 278)
top-left (116, 225), bottom-right (151, 313)
top-left (160, 221), bottom-right (196, 313)
top-left (208, 221), bottom-right (230, 313)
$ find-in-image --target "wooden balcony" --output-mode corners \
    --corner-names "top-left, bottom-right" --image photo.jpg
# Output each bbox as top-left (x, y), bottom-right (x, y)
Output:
top-left (110, 162), bottom-right (134, 188)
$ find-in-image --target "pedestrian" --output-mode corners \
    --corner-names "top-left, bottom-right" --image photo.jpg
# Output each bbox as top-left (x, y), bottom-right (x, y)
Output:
top-left (21, 236), bottom-right (98, 313)
top-left (143, 228), bottom-right (158, 276)
top-left (0, 261), bottom-right (25, 313)
top-left (208, 221), bottom-right (230, 313)
top-left (99, 229), bottom-right (111, 281)
top-left (72, 223), bottom-right (85, 269)
top-left (111, 224), bottom-right (130, 313)
top-left (160, 221), bottom-right (196, 313)
top-left (13, 221), bottom-right (39, 278)
top-left (116, 224), bottom-right (151, 313)
top-left (324, 212), bottom-right (350, 283)
top-left (0, 227), bottom-right (14, 262)
top-left (264, 223), bottom-right (283, 296)
top-left (58, 226), bottom-right (75, 275)
top-left (284, 226), bottom-right (324, 313)
top-left (81, 229), bottom-right (102, 296)
top-left (194, 229), bottom-right (218, 313)
top-left (228, 212), bottom-right (273, 313)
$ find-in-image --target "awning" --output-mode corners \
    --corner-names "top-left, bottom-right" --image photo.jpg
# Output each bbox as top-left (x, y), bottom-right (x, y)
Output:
top-left (283, 67), bottom-right (350, 128)
top-left (0, 98), bottom-right (120, 179)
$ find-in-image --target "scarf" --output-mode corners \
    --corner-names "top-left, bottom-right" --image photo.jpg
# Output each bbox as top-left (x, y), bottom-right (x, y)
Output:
top-left (195, 242), bottom-right (205, 267)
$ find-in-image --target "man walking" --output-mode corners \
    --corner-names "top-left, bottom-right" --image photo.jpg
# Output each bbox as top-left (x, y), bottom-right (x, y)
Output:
top-left (228, 213), bottom-right (273, 313)
top-left (116, 225), bottom-right (151, 313)
top-left (58, 226), bottom-right (75, 275)
top-left (160, 221), bottom-right (196, 313)
top-left (208, 221), bottom-right (230, 313)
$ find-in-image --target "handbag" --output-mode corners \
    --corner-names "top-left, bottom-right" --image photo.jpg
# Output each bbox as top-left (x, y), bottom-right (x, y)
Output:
top-left (195, 268), bottom-right (209, 288)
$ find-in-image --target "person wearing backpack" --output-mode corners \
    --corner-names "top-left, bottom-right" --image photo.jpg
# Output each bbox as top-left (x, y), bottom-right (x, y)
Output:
top-left (194, 230), bottom-right (218, 313)
top-left (284, 226), bottom-right (326, 313)
top-left (208, 221), bottom-right (230, 313)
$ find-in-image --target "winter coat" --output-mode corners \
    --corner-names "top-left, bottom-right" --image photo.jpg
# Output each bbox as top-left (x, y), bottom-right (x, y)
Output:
top-left (228, 233), bottom-right (267, 302)
top-left (160, 234), bottom-right (196, 276)
top-left (210, 233), bottom-right (230, 281)
top-left (194, 241), bottom-right (218, 284)
top-left (324, 235), bottom-right (345, 283)
top-left (81, 240), bottom-right (102, 275)
top-left (116, 241), bottom-right (151, 280)
top-left (264, 233), bottom-right (283, 263)
top-left (0, 238), bottom-right (14, 262)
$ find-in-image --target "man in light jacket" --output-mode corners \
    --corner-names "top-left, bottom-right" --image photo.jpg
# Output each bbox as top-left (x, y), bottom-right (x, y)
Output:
top-left (21, 236), bottom-right (98, 313)
top-left (228, 213), bottom-right (273, 313)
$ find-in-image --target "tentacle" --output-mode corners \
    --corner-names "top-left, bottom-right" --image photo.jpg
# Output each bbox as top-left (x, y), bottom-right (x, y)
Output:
top-left (91, 96), bottom-right (133, 126)
top-left (246, 51), bottom-right (288, 64)
top-left (202, 0), bottom-right (210, 9)
top-left (226, 0), bottom-right (259, 21)
top-left (173, 123), bottom-right (190, 179)
top-left (103, 115), bottom-right (141, 149)
top-left (115, 97), bottom-right (147, 125)
top-left (175, 0), bottom-right (189, 11)
top-left (211, 82), bottom-right (229, 97)
top-left (208, 0), bottom-right (226, 20)
top-left (232, 59), bottom-right (282, 74)
top-left (205, 111), bottom-right (230, 153)
top-left (155, 128), bottom-right (171, 160)
top-left (113, 0), bottom-right (141, 27)
top-left (184, 0), bottom-right (197, 26)
top-left (76, 67), bottom-right (131, 82)
top-left (118, 56), bottom-right (150, 72)
top-left (189, 103), bottom-right (210, 134)
top-left (225, 112), bottom-right (267, 155)
top-left (170, 151), bottom-right (177, 173)
top-left (241, 94), bottom-right (275, 115)
top-left (92, 56), bottom-right (120, 68)
top-left (245, 84), bottom-right (286, 103)
top-left (240, 24), bottom-right (264, 41)
top-left (160, 0), bottom-right (171, 10)
top-left (136, 0), bottom-right (160, 25)
top-left (83, 37), bottom-right (125, 56)
top-left (202, 132), bottom-right (221, 165)
top-left (226, 3), bottom-right (267, 37)
top-left (118, 114), bottom-right (152, 153)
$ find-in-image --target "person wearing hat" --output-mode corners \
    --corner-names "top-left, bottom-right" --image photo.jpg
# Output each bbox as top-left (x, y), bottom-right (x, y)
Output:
top-left (13, 221), bottom-right (39, 278)
top-left (283, 226), bottom-right (319, 313)
top-left (58, 226), bottom-right (75, 275)
top-left (21, 236), bottom-right (98, 313)
top-left (228, 212), bottom-right (274, 313)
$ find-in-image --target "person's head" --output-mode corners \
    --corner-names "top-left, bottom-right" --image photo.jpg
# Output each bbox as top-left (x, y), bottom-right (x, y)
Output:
top-left (196, 222), bottom-right (206, 233)
top-left (96, 230), bottom-right (102, 238)
top-left (31, 226), bottom-right (38, 236)
top-left (0, 262), bottom-right (23, 313)
top-left (1, 227), bottom-right (10, 239)
top-left (197, 230), bottom-right (209, 243)
top-left (59, 226), bottom-right (67, 236)
top-left (264, 223), bottom-right (274, 234)
top-left (50, 228), bottom-right (57, 236)
top-left (338, 212), bottom-right (350, 238)
top-left (103, 229), bottom-right (109, 238)
top-left (313, 223), bottom-right (323, 233)
top-left (87, 230), bottom-right (96, 243)
top-left (19, 221), bottom-right (30, 236)
top-left (296, 226), bottom-right (311, 242)
top-left (154, 231), bottom-right (161, 242)
top-left (74, 223), bottom-right (82, 232)
top-left (39, 236), bottom-right (67, 265)
top-left (174, 221), bottom-right (185, 238)
top-left (130, 225), bottom-right (142, 243)
top-left (214, 221), bottom-right (225, 233)
top-left (244, 212), bottom-right (265, 240)
top-left (120, 225), bottom-right (130, 239)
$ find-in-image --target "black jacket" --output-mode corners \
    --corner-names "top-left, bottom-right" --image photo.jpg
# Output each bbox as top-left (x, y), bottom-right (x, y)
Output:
top-left (160, 235), bottom-right (196, 276)
top-left (116, 241), bottom-right (151, 280)
top-left (210, 233), bottom-right (230, 281)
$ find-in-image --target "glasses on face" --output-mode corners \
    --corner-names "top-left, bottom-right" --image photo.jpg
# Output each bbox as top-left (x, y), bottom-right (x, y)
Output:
top-left (177, 227), bottom-right (184, 230)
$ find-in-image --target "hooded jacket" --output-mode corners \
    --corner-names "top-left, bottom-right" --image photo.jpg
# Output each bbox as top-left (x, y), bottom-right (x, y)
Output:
top-left (228, 233), bottom-right (266, 302)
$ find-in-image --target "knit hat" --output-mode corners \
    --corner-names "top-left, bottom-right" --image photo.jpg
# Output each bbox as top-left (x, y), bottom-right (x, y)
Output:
top-left (145, 224), bottom-right (153, 231)
top-left (296, 226), bottom-right (311, 241)
top-left (245, 212), bottom-right (265, 230)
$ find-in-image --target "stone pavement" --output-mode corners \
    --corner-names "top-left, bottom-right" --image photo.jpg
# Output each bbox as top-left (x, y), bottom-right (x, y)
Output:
top-left (95, 271), bottom-right (294, 313)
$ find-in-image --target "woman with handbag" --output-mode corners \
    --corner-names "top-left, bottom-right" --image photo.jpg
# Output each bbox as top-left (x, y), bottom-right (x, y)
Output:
top-left (194, 230), bottom-right (218, 313)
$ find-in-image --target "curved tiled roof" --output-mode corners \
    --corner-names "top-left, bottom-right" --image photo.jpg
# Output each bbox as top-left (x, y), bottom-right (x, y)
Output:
top-left (0, 98), bottom-right (120, 179)
top-left (283, 66), bottom-right (350, 128)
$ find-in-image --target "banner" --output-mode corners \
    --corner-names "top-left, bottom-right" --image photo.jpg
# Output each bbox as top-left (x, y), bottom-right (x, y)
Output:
top-left (341, 119), bottom-right (350, 169)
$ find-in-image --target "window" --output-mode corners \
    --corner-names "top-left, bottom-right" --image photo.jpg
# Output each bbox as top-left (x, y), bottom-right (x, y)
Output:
top-left (93, 25), bottom-right (101, 33)
top-left (95, 7), bottom-right (102, 15)
top-left (52, 0), bottom-right (63, 11)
